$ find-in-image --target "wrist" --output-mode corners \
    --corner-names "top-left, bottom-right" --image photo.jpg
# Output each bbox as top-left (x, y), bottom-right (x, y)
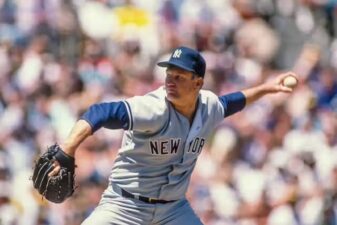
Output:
top-left (60, 143), bottom-right (76, 157)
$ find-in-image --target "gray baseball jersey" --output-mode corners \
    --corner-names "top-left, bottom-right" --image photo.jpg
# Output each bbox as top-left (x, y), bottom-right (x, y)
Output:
top-left (109, 86), bottom-right (225, 200)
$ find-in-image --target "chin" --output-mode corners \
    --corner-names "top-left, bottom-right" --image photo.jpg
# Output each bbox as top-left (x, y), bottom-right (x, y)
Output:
top-left (166, 88), bottom-right (175, 97)
top-left (166, 92), bottom-right (180, 103)
top-left (166, 93), bottom-right (176, 101)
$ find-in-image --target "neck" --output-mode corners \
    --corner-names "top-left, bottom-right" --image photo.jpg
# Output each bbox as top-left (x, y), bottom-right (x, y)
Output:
top-left (172, 98), bottom-right (199, 124)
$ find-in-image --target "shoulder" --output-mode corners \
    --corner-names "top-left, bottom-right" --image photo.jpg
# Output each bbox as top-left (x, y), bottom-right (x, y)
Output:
top-left (144, 86), bottom-right (167, 102)
top-left (124, 87), bottom-right (169, 132)
top-left (126, 87), bottom-right (167, 111)
top-left (199, 89), bottom-right (220, 105)
top-left (198, 89), bottom-right (225, 118)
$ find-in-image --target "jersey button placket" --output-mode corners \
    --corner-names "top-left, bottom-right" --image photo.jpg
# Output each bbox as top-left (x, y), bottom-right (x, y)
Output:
top-left (158, 119), bottom-right (189, 200)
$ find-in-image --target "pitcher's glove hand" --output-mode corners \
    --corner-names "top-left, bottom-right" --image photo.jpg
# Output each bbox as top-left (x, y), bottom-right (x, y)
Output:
top-left (32, 144), bottom-right (75, 203)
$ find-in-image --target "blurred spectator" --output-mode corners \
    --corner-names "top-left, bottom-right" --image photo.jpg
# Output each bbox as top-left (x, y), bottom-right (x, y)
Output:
top-left (0, 0), bottom-right (336, 224)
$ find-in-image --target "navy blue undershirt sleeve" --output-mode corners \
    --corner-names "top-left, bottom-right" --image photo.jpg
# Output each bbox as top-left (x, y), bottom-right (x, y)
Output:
top-left (80, 101), bottom-right (130, 133)
top-left (218, 91), bottom-right (246, 117)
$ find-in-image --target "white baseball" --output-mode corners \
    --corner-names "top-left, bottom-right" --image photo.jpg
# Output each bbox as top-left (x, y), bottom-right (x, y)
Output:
top-left (283, 76), bottom-right (298, 88)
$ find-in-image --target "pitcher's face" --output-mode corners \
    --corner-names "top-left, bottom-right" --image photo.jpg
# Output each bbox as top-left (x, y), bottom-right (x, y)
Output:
top-left (165, 66), bottom-right (203, 106)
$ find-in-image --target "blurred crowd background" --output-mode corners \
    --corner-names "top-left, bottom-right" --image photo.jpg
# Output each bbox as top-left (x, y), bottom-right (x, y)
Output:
top-left (0, 0), bottom-right (337, 224)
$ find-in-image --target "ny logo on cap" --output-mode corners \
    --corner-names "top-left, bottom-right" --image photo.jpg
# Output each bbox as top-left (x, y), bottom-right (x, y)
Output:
top-left (172, 49), bottom-right (182, 58)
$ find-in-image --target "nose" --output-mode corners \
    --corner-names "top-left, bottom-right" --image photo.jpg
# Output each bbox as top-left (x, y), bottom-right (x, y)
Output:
top-left (166, 75), bottom-right (174, 83)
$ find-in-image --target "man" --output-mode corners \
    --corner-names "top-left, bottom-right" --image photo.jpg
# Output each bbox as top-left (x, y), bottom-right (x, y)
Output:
top-left (48, 46), bottom-right (296, 224)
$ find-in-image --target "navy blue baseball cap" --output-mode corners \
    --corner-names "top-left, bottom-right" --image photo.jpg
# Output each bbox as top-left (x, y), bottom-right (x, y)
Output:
top-left (157, 46), bottom-right (206, 78)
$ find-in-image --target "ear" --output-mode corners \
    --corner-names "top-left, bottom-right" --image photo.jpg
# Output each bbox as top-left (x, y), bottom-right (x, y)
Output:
top-left (195, 77), bottom-right (204, 89)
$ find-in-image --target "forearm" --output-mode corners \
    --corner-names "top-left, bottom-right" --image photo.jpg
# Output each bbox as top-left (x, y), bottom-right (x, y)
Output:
top-left (241, 84), bottom-right (274, 105)
top-left (61, 101), bottom-right (130, 156)
top-left (241, 72), bottom-right (297, 105)
top-left (61, 119), bottom-right (92, 157)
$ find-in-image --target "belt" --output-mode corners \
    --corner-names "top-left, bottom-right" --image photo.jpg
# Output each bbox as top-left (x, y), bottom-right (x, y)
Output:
top-left (119, 187), bottom-right (176, 204)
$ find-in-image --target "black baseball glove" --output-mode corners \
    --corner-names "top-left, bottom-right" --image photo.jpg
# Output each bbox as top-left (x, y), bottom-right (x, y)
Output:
top-left (32, 144), bottom-right (76, 203)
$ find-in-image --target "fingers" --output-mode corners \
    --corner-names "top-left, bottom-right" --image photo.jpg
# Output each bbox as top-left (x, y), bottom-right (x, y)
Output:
top-left (284, 71), bottom-right (298, 78)
top-left (48, 161), bottom-right (61, 177)
top-left (276, 72), bottom-right (299, 85)
top-left (278, 85), bottom-right (293, 93)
